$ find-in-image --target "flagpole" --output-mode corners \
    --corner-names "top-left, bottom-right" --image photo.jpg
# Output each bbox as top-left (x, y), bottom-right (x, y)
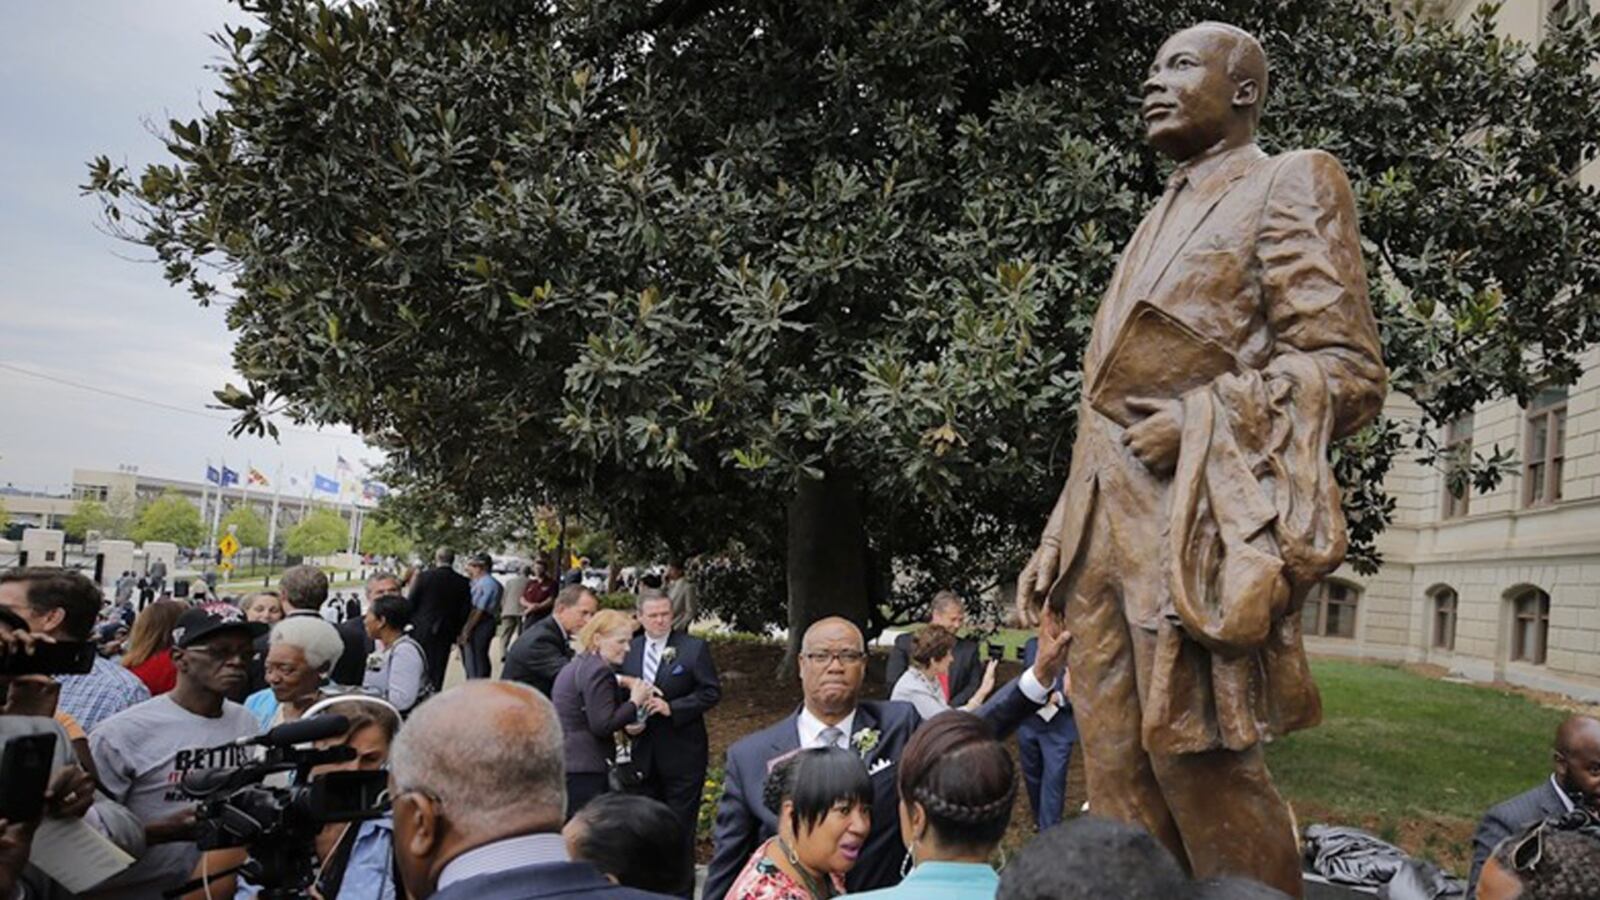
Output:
top-left (209, 458), bottom-right (227, 560)
top-left (199, 458), bottom-right (211, 543)
top-left (267, 464), bottom-right (283, 569)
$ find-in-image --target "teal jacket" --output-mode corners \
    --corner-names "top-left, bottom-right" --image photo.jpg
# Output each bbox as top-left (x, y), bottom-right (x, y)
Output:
top-left (850, 860), bottom-right (1000, 899)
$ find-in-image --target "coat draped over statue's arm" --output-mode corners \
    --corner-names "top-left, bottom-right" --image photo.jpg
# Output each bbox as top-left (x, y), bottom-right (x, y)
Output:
top-left (1144, 149), bottom-right (1387, 756)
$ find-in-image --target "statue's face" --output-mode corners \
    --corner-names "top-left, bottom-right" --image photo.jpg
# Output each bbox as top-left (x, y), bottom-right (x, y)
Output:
top-left (1142, 27), bottom-right (1247, 162)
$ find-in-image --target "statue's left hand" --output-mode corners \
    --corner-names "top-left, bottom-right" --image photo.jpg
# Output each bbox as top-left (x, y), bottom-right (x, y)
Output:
top-left (1122, 396), bottom-right (1184, 474)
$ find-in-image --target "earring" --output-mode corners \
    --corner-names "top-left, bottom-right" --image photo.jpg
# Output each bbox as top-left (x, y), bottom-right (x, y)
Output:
top-left (900, 840), bottom-right (916, 879)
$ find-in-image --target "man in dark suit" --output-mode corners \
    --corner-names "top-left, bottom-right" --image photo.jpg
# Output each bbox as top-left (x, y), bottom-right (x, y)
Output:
top-left (620, 590), bottom-right (722, 882)
top-left (1468, 715), bottom-right (1600, 893)
top-left (502, 585), bottom-right (597, 697)
top-left (884, 589), bottom-right (981, 706)
top-left (1018, 635), bottom-right (1078, 831)
top-left (407, 548), bottom-right (473, 692)
top-left (389, 681), bottom-right (672, 900)
top-left (330, 571), bottom-right (401, 685)
top-left (703, 614), bottom-right (1069, 900)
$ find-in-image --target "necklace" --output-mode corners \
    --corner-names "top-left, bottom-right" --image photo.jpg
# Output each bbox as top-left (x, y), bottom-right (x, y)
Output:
top-left (776, 837), bottom-right (834, 900)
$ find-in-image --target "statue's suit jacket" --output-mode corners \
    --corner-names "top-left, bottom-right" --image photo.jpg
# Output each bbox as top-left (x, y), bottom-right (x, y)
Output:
top-left (1040, 143), bottom-right (1386, 755)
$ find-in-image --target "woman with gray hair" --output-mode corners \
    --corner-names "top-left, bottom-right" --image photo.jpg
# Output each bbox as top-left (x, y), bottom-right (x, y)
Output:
top-left (243, 616), bottom-right (345, 729)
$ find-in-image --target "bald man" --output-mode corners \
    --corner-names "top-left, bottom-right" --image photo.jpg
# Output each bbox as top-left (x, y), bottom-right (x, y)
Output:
top-left (1014, 22), bottom-right (1386, 896)
top-left (1467, 715), bottom-right (1600, 894)
top-left (389, 681), bottom-right (673, 900)
top-left (703, 615), bottom-right (1070, 900)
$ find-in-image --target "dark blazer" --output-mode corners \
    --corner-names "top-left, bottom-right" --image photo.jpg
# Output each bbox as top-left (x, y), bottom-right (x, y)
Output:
top-left (619, 632), bottom-right (722, 777)
top-left (502, 615), bottom-right (573, 697)
top-left (1467, 778), bottom-right (1571, 892)
top-left (702, 675), bottom-right (1042, 900)
top-left (885, 632), bottom-right (981, 707)
top-left (407, 565), bottom-right (472, 641)
top-left (330, 615), bottom-right (375, 686)
top-left (431, 860), bottom-right (673, 900)
top-left (552, 651), bottom-right (639, 775)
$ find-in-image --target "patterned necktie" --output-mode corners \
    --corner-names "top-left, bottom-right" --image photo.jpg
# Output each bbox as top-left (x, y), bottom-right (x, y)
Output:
top-left (817, 726), bottom-right (845, 749)
top-left (644, 640), bottom-right (660, 683)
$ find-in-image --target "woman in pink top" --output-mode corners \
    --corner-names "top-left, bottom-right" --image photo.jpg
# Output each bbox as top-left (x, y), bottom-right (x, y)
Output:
top-left (728, 747), bottom-right (871, 900)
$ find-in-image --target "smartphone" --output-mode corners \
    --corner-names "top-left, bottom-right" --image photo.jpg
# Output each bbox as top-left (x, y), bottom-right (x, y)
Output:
top-left (0, 732), bottom-right (58, 822)
top-left (0, 640), bottom-right (97, 677)
top-left (987, 643), bottom-right (1005, 662)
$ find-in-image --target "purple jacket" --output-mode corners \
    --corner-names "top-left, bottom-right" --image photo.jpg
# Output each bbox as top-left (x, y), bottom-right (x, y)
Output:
top-left (551, 651), bottom-right (638, 775)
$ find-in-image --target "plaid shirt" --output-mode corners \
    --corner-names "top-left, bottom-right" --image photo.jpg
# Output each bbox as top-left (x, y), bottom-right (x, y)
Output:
top-left (58, 654), bottom-right (150, 733)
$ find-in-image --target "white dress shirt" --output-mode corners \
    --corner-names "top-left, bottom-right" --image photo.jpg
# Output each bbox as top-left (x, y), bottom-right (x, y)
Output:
top-left (1551, 774), bottom-right (1577, 814)
top-left (796, 707), bottom-right (858, 749)
top-left (436, 832), bottom-right (569, 891)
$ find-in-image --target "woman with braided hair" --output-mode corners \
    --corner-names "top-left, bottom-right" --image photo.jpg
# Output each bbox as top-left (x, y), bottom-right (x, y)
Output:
top-left (853, 710), bottom-right (1014, 899)
top-left (727, 747), bottom-right (872, 899)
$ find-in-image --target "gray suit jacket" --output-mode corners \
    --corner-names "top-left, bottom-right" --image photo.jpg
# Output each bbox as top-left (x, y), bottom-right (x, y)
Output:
top-left (1467, 778), bottom-right (1571, 893)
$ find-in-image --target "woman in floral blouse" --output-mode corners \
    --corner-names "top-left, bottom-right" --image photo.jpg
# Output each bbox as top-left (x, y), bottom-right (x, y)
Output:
top-left (728, 747), bottom-right (872, 900)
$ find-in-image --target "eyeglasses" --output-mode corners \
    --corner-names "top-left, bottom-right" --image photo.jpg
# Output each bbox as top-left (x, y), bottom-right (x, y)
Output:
top-left (800, 650), bottom-right (867, 666)
top-left (184, 644), bottom-right (253, 662)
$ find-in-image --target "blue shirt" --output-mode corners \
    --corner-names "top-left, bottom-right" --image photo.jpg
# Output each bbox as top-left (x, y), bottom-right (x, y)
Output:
top-left (59, 654), bottom-right (150, 733)
top-left (850, 861), bottom-right (1000, 900)
top-left (244, 688), bottom-right (280, 730)
top-left (470, 574), bottom-right (504, 615)
top-left (235, 817), bottom-right (395, 900)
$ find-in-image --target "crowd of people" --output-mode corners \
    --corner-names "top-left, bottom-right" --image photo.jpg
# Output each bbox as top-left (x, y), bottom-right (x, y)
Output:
top-left (0, 559), bottom-right (1597, 900)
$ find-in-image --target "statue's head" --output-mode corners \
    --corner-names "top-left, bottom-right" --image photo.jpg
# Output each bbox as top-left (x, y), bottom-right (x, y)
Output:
top-left (1142, 23), bottom-right (1268, 163)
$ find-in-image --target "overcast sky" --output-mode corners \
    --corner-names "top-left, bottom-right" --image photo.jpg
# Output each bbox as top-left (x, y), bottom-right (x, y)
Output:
top-left (0, 1), bottom-right (382, 495)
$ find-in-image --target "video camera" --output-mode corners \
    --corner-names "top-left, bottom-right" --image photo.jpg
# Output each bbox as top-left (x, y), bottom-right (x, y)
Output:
top-left (167, 715), bottom-right (389, 899)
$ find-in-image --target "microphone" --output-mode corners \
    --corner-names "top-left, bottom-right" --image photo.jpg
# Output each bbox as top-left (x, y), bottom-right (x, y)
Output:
top-left (234, 715), bottom-right (351, 748)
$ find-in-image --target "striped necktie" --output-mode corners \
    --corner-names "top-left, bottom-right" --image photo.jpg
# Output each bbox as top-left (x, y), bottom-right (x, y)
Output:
top-left (644, 639), bottom-right (660, 683)
top-left (817, 726), bottom-right (845, 749)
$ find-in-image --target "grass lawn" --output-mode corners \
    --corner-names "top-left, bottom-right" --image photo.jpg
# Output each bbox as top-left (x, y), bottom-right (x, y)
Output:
top-left (1267, 658), bottom-right (1565, 868)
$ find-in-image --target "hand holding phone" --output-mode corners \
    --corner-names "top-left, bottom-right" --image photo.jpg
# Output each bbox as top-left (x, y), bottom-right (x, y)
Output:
top-left (0, 732), bottom-right (57, 824)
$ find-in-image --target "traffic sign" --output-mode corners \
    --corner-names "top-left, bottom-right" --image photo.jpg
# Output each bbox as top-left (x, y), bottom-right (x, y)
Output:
top-left (219, 534), bottom-right (240, 557)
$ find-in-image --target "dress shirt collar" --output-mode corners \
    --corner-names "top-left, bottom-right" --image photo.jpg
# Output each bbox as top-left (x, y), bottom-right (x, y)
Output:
top-left (436, 832), bottom-right (568, 892)
top-left (1551, 774), bottom-right (1577, 814)
top-left (1168, 140), bottom-right (1259, 192)
top-left (796, 706), bottom-right (856, 749)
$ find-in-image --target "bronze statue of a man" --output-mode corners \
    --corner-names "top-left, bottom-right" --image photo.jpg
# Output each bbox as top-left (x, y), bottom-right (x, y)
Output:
top-left (1016, 22), bottom-right (1387, 896)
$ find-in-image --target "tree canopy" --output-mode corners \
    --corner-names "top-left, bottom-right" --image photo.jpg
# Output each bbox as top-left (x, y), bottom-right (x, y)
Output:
top-left (220, 504), bottom-right (270, 549)
top-left (131, 491), bottom-right (206, 547)
top-left (64, 500), bottom-right (114, 543)
top-left (285, 509), bottom-right (349, 558)
top-left (358, 515), bottom-right (413, 557)
top-left (88, 0), bottom-right (1600, 634)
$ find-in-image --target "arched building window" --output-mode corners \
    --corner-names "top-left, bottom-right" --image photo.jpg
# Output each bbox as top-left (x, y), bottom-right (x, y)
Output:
top-left (1510, 588), bottom-right (1551, 665)
top-left (1303, 580), bottom-right (1360, 639)
top-left (1432, 587), bottom-right (1458, 652)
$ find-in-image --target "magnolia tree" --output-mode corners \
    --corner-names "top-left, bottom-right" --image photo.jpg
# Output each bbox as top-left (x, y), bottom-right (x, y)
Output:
top-left (89, 0), bottom-right (1600, 660)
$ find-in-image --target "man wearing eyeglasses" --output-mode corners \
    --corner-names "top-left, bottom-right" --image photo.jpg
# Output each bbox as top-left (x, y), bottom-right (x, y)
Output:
top-left (85, 605), bottom-right (266, 900)
top-left (703, 614), bottom-right (1071, 900)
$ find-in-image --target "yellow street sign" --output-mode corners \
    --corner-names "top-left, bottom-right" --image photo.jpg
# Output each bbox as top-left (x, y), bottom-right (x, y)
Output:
top-left (219, 534), bottom-right (240, 557)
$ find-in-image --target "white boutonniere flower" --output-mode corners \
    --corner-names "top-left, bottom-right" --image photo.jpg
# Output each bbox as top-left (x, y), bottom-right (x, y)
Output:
top-left (661, 646), bottom-right (678, 665)
top-left (851, 728), bottom-right (881, 759)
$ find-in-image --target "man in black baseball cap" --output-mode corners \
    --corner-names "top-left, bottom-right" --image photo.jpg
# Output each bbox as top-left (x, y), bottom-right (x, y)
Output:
top-left (87, 604), bottom-right (268, 898)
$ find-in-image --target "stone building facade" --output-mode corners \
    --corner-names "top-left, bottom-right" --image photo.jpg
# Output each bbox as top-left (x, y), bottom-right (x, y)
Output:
top-left (1304, 0), bottom-right (1600, 700)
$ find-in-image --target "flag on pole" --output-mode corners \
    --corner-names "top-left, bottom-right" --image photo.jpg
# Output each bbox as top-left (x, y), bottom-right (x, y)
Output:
top-left (247, 467), bottom-right (270, 487)
top-left (314, 473), bottom-right (340, 495)
top-left (336, 454), bottom-right (353, 478)
top-left (221, 467), bottom-right (240, 487)
top-left (206, 465), bottom-right (222, 485)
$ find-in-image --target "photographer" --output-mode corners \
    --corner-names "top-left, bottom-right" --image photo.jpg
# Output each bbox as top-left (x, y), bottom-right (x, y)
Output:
top-left (185, 695), bottom-right (402, 900)
top-left (1, 610), bottom-right (145, 898)
top-left (86, 606), bottom-right (266, 899)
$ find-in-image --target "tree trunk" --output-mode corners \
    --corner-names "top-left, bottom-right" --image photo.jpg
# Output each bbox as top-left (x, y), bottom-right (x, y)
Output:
top-left (783, 472), bottom-right (872, 678)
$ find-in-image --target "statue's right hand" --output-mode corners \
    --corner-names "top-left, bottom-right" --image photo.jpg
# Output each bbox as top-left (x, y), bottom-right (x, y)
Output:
top-left (1016, 542), bottom-right (1060, 622)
